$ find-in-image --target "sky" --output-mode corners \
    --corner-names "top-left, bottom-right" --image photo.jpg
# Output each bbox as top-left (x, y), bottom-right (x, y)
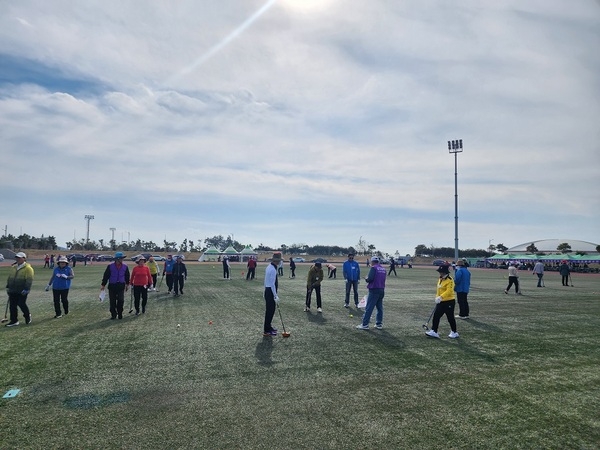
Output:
top-left (1, 0), bottom-right (599, 255)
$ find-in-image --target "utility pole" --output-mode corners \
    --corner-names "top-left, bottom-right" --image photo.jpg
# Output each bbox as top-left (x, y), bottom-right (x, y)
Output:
top-left (447, 139), bottom-right (463, 262)
top-left (84, 215), bottom-right (95, 243)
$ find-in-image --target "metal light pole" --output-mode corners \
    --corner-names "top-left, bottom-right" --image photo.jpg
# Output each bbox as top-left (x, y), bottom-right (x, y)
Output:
top-left (447, 139), bottom-right (463, 262)
top-left (84, 215), bottom-right (95, 243)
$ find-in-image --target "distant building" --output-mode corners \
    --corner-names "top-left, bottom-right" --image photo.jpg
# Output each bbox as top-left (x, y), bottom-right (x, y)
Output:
top-left (507, 239), bottom-right (598, 254)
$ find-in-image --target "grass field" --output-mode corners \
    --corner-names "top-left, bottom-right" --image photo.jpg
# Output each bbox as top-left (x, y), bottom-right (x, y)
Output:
top-left (1, 262), bottom-right (599, 449)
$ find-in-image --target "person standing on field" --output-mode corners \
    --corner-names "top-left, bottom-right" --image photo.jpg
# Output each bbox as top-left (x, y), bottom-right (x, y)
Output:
top-left (343, 253), bottom-right (361, 308)
top-left (504, 262), bottom-right (521, 294)
top-left (289, 257), bottom-right (296, 279)
top-left (222, 256), bottom-right (230, 280)
top-left (532, 260), bottom-right (545, 287)
top-left (45, 255), bottom-right (74, 318)
top-left (356, 256), bottom-right (386, 330)
top-left (172, 256), bottom-right (187, 296)
top-left (305, 262), bottom-right (324, 312)
top-left (263, 252), bottom-right (281, 336)
top-left (454, 259), bottom-right (471, 319)
top-left (5, 252), bottom-right (34, 327)
top-left (100, 251), bottom-right (130, 320)
top-left (246, 256), bottom-right (257, 281)
top-left (163, 255), bottom-right (175, 294)
top-left (130, 256), bottom-right (153, 315)
top-left (388, 257), bottom-right (397, 276)
top-left (147, 256), bottom-right (159, 291)
top-left (426, 264), bottom-right (459, 339)
top-left (559, 260), bottom-right (571, 286)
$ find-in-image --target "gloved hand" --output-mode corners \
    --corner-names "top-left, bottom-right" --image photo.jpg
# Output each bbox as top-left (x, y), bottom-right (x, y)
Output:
top-left (61, 273), bottom-right (68, 279)
top-left (274, 295), bottom-right (280, 305)
top-left (21, 290), bottom-right (30, 295)
top-left (435, 296), bottom-right (442, 304)
top-left (45, 285), bottom-right (50, 291)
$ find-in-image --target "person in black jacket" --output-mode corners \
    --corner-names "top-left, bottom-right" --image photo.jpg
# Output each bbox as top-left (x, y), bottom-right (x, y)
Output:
top-left (289, 258), bottom-right (296, 279)
top-left (172, 256), bottom-right (188, 296)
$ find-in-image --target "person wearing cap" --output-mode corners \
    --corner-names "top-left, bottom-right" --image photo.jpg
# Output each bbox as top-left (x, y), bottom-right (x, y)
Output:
top-left (326, 263), bottom-right (337, 279)
top-left (130, 256), bottom-right (153, 314)
top-left (172, 256), bottom-right (188, 296)
top-left (425, 264), bottom-right (459, 339)
top-left (263, 252), bottom-right (281, 336)
top-left (343, 253), bottom-right (361, 308)
top-left (454, 259), bottom-right (471, 319)
top-left (100, 252), bottom-right (130, 320)
top-left (504, 262), bottom-right (521, 294)
top-left (356, 256), bottom-right (387, 330)
top-left (147, 256), bottom-right (159, 291)
top-left (5, 252), bottom-right (34, 327)
top-left (532, 259), bottom-right (545, 288)
top-left (305, 262), bottom-right (324, 312)
top-left (559, 260), bottom-right (571, 286)
top-left (163, 255), bottom-right (175, 294)
top-left (45, 256), bottom-right (74, 318)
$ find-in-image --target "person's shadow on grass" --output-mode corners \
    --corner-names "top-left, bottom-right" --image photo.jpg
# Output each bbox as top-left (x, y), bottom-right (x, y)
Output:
top-left (255, 337), bottom-right (274, 366)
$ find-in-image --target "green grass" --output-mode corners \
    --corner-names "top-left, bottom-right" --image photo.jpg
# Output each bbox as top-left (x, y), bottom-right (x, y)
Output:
top-left (1, 263), bottom-right (599, 449)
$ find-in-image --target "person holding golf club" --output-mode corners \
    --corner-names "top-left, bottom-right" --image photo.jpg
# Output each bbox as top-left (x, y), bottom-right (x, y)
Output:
top-left (163, 255), bottom-right (175, 294)
top-left (532, 260), bottom-right (545, 288)
top-left (305, 262), bottom-right (324, 312)
top-left (5, 252), bottom-right (34, 327)
top-left (100, 252), bottom-right (130, 320)
top-left (356, 256), bottom-right (386, 330)
top-left (172, 256), bottom-right (187, 296)
top-left (454, 259), bottom-right (471, 320)
top-left (504, 262), bottom-right (521, 294)
top-left (147, 256), bottom-right (159, 291)
top-left (130, 256), bottom-right (153, 315)
top-left (559, 260), bottom-right (571, 286)
top-left (263, 252), bottom-right (282, 336)
top-left (343, 253), bottom-right (361, 308)
top-left (45, 255), bottom-right (74, 318)
top-left (425, 264), bottom-right (459, 339)
top-left (246, 256), bottom-right (257, 281)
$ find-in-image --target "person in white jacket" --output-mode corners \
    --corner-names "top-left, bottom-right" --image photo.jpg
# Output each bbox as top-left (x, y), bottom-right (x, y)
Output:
top-left (504, 262), bottom-right (521, 294)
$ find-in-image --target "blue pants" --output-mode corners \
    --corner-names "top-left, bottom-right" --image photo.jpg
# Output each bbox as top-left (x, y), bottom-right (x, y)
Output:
top-left (361, 288), bottom-right (384, 327)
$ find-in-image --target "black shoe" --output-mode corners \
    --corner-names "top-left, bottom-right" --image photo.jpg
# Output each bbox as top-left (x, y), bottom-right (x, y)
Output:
top-left (135, 311), bottom-right (140, 316)
top-left (110, 316), bottom-right (116, 320)
top-left (25, 315), bottom-right (32, 325)
top-left (5, 321), bottom-right (19, 327)
top-left (118, 314), bottom-right (123, 319)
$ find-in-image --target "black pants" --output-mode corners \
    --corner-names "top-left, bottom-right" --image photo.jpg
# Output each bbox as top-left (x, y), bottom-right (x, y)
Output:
top-left (151, 273), bottom-right (157, 287)
top-left (133, 285), bottom-right (148, 312)
top-left (223, 266), bottom-right (230, 279)
top-left (456, 292), bottom-right (469, 317)
top-left (52, 289), bottom-right (69, 316)
top-left (263, 288), bottom-right (276, 333)
top-left (8, 292), bottom-right (30, 323)
top-left (290, 267), bottom-right (296, 278)
top-left (166, 274), bottom-right (173, 292)
top-left (173, 275), bottom-right (185, 294)
top-left (306, 286), bottom-right (322, 308)
top-left (388, 267), bottom-right (397, 276)
top-left (562, 275), bottom-right (569, 286)
top-left (432, 300), bottom-right (457, 333)
top-left (328, 268), bottom-right (337, 279)
top-left (246, 267), bottom-right (255, 280)
top-left (345, 280), bottom-right (359, 306)
top-left (506, 276), bottom-right (519, 293)
top-left (108, 284), bottom-right (126, 318)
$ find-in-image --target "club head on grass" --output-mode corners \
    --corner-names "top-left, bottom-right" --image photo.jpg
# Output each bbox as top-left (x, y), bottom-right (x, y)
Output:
top-left (282, 332), bottom-right (291, 338)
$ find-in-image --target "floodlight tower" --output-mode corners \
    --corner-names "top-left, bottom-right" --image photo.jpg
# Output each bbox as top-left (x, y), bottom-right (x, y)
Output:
top-left (447, 139), bottom-right (463, 262)
top-left (110, 228), bottom-right (116, 242)
top-left (84, 215), bottom-right (95, 243)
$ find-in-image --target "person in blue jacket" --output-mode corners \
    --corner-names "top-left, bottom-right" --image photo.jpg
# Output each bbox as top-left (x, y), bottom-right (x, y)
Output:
top-left (45, 255), bottom-right (75, 318)
top-left (454, 259), bottom-right (471, 319)
top-left (342, 253), bottom-right (361, 308)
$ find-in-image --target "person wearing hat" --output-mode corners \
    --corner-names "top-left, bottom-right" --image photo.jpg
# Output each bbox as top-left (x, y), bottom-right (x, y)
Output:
top-left (454, 259), bottom-right (471, 319)
top-left (425, 264), bottom-right (459, 339)
top-left (100, 252), bottom-right (130, 320)
top-left (45, 255), bottom-right (74, 318)
top-left (163, 255), bottom-right (175, 294)
top-left (356, 256), bottom-right (387, 330)
top-left (343, 253), bottom-right (361, 308)
top-left (305, 262), bottom-right (324, 312)
top-left (147, 256), bottom-right (160, 291)
top-left (130, 256), bottom-right (153, 314)
top-left (172, 256), bottom-right (188, 296)
top-left (504, 262), bottom-right (521, 294)
top-left (263, 252), bottom-right (282, 336)
top-left (5, 252), bottom-right (34, 327)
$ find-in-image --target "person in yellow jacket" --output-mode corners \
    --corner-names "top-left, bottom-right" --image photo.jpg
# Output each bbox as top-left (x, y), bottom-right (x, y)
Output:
top-left (147, 256), bottom-right (159, 291)
top-left (425, 264), bottom-right (459, 339)
top-left (5, 252), bottom-right (35, 327)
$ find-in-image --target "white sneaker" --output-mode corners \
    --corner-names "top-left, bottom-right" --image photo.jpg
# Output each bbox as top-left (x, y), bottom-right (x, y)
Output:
top-left (317, 307), bottom-right (322, 313)
top-left (356, 324), bottom-right (369, 330)
top-left (425, 330), bottom-right (439, 338)
top-left (375, 324), bottom-right (383, 330)
top-left (304, 306), bottom-right (310, 312)
top-left (449, 331), bottom-right (460, 339)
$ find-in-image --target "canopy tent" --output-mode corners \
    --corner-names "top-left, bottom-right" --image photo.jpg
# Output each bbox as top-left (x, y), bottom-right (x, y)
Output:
top-left (486, 254), bottom-right (537, 263)
top-left (222, 246), bottom-right (240, 262)
top-left (198, 247), bottom-right (221, 262)
top-left (486, 253), bottom-right (600, 264)
top-left (239, 245), bottom-right (258, 262)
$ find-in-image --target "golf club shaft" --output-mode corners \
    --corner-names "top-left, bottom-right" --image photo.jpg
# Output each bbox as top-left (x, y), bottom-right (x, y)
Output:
top-left (277, 304), bottom-right (287, 333)
top-left (128, 288), bottom-right (134, 313)
top-left (1, 297), bottom-right (8, 322)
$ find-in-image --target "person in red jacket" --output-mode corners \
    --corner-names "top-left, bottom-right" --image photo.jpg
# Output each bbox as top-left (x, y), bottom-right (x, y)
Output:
top-left (130, 256), bottom-right (153, 315)
top-left (246, 257), bottom-right (257, 280)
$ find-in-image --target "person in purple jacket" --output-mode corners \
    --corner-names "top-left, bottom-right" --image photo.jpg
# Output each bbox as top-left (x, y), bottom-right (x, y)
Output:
top-left (100, 252), bottom-right (130, 320)
top-left (356, 256), bottom-right (387, 330)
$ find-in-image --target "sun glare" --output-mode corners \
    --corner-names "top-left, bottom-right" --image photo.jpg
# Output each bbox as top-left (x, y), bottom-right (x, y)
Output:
top-left (280, 0), bottom-right (338, 13)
